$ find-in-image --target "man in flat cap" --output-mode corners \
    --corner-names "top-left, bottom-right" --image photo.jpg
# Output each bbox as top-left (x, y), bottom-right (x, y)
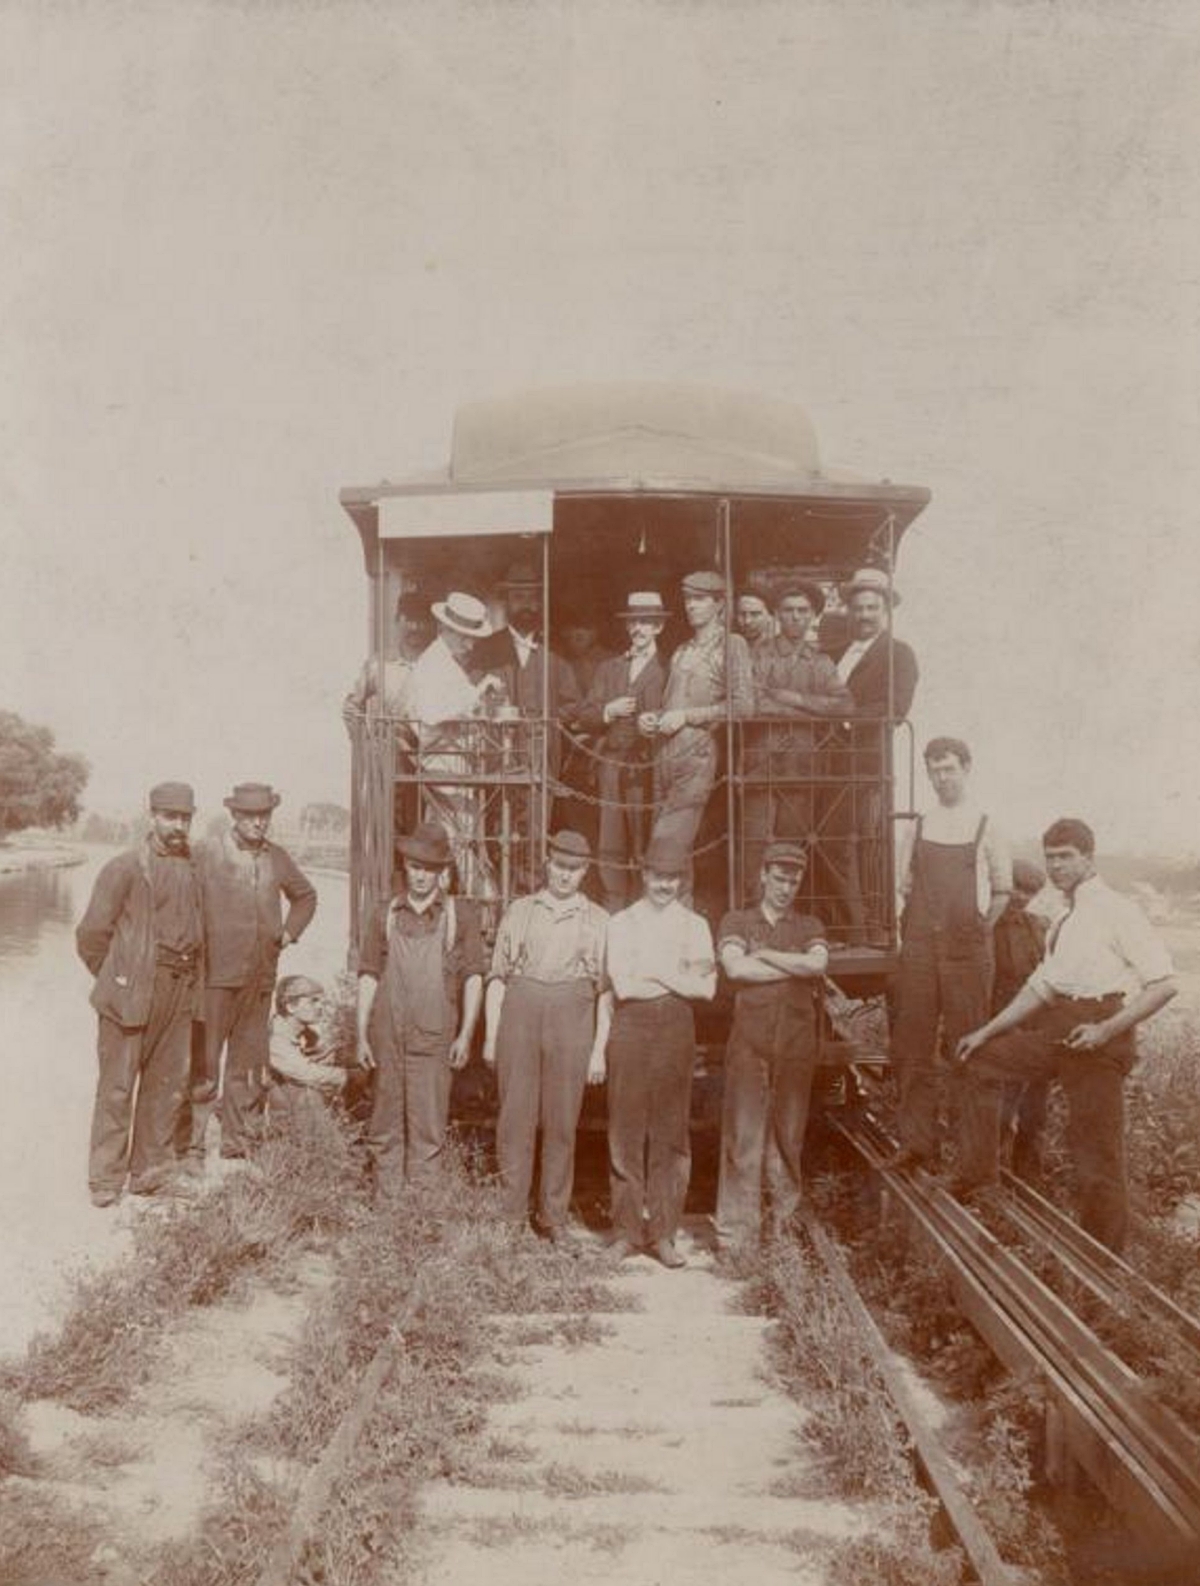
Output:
top-left (604, 836), bottom-right (716, 1267)
top-left (577, 591), bottom-right (669, 913)
top-left (824, 567), bottom-right (920, 943)
top-left (484, 830), bottom-right (611, 1243)
top-left (745, 580), bottom-right (851, 891)
top-left (642, 569), bottom-right (754, 897)
top-left (76, 782), bottom-right (204, 1206)
top-left (715, 840), bottom-right (829, 1254)
top-left (178, 782), bottom-right (317, 1168)
top-left (355, 821), bottom-right (485, 1190)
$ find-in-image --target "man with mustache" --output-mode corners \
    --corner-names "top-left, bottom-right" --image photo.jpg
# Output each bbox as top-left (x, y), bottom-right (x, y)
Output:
top-left (76, 781), bottom-right (205, 1206)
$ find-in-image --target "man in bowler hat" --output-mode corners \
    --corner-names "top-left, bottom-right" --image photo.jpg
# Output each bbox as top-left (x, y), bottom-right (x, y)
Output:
top-left (179, 782), bottom-right (317, 1166)
top-left (356, 821), bottom-right (485, 1189)
top-left (76, 782), bottom-right (204, 1205)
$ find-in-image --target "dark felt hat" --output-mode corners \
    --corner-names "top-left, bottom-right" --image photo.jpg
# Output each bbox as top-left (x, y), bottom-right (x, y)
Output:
top-left (148, 781), bottom-right (196, 813)
top-left (397, 821), bottom-right (454, 868)
top-left (642, 837), bottom-right (689, 877)
top-left (224, 782), bottom-right (281, 814)
top-left (547, 829), bottom-right (592, 866)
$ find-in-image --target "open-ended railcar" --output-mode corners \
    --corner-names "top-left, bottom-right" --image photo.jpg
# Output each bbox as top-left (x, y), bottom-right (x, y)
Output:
top-left (339, 384), bottom-right (929, 1105)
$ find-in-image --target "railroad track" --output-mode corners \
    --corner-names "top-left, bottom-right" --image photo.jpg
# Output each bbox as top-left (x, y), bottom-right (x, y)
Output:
top-left (827, 1109), bottom-right (1200, 1576)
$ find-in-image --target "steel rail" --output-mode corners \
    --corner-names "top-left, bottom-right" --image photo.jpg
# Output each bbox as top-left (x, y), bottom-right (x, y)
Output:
top-left (834, 1116), bottom-right (1200, 1561)
top-left (795, 1204), bottom-right (1020, 1586)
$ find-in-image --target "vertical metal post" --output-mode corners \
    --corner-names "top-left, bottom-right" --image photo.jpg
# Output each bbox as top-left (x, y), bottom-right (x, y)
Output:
top-left (720, 498), bottom-right (736, 911)
top-left (539, 531), bottom-right (551, 869)
top-left (376, 539), bottom-right (392, 917)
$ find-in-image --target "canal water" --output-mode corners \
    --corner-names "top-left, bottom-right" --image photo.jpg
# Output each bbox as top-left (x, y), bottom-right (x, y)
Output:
top-left (0, 848), bottom-right (350, 1355)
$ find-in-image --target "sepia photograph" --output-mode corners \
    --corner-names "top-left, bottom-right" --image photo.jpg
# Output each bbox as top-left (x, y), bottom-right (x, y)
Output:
top-left (1, 2), bottom-right (1198, 1582)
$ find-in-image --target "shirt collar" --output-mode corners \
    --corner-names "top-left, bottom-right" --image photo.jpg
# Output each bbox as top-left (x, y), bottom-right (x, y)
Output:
top-left (533, 889), bottom-right (587, 916)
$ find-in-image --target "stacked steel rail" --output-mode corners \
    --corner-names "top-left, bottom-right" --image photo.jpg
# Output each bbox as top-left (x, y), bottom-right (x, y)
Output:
top-left (832, 1111), bottom-right (1200, 1573)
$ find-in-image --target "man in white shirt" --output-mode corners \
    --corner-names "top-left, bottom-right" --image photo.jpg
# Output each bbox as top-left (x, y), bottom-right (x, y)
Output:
top-left (406, 592), bottom-right (504, 897)
top-left (603, 837), bottom-right (716, 1267)
top-left (954, 818), bottom-right (1176, 1252)
top-left (888, 737), bottom-right (1012, 1172)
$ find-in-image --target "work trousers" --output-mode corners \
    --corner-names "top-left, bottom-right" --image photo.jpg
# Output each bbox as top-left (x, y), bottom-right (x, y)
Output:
top-left (495, 977), bottom-right (594, 1230)
top-left (89, 963), bottom-right (196, 1196)
top-left (651, 733), bottom-right (716, 897)
top-left (366, 1038), bottom-right (453, 1189)
top-left (178, 983), bottom-right (272, 1161)
top-left (742, 730), bottom-right (815, 902)
top-left (891, 935), bottom-right (993, 1161)
top-left (596, 757), bottom-right (651, 913)
top-left (958, 995), bottom-right (1132, 1253)
top-left (606, 996), bottom-right (696, 1245)
top-left (715, 1023), bottom-right (818, 1249)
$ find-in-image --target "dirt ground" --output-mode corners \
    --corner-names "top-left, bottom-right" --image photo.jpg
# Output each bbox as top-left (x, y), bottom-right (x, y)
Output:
top-left (413, 1217), bottom-right (862, 1586)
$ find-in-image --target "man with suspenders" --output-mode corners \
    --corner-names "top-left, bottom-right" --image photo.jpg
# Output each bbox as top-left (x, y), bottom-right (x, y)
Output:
top-left (887, 737), bottom-right (1012, 1172)
top-left (356, 821), bottom-right (485, 1190)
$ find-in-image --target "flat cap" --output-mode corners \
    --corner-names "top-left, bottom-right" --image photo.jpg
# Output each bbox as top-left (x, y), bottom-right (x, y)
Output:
top-left (681, 569), bottom-right (726, 596)
top-left (148, 781), bottom-right (195, 813)
top-left (763, 840), bottom-right (808, 871)
top-left (547, 829), bottom-right (592, 865)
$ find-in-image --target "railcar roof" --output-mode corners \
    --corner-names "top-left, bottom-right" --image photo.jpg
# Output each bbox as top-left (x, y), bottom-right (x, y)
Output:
top-left (339, 383), bottom-right (930, 561)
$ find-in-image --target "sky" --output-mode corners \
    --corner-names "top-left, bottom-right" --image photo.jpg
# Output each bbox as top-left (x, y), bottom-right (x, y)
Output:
top-left (1, 0), bottom-right (1198, 852)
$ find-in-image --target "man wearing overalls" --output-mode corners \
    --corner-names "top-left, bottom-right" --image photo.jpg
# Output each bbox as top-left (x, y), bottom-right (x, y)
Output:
top-left (888, 738), bottom-right (1012, 1172)
top-left (483, 830), bottom-right (611, 1244)
top-left (356, 821), bottom-right (485, 1189)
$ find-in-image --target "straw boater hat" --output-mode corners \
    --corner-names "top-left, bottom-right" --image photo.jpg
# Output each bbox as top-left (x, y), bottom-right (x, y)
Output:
top-left (431, 591), bottom-right (493, 639)
top-left (397, 821), bottom-right (454, 869)
top-left (617, 591), bottom-right (669, 621)
top-left (841, 568), bottom-right (900, 606)
top-left (148, 781), bottom-right (196, 813)
top-left (224, 782), bottom-right (281, 813)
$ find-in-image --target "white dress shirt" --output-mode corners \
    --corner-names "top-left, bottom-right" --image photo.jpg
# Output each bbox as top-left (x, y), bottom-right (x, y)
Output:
top-left (1027, 875), bottom-right (1173, 1001)
top-left (835, 635), bottom-right (876, 683)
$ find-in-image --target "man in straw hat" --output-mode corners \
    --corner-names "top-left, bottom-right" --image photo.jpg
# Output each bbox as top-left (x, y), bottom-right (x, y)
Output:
top-left (715, 840), bottom-right (829, 1254)
top-left (604, 835), bottom-right (716, 1267)
top-left (484, 830), bottom-right (611, 1244)
top-left (577, 590), bottom-right (669, 913)
top-left (76, 782), bottom-right (204, 1206)
top-left (355, 821), bottom-right (485, 1189)
top-left (178, 782), bottom-right (316, 1168)
top-left (405, 590), bottom-right (505, 897)
top-left (642, 569), bottom-right (754, 897)
top-left (822, 566), bottom-right (919, 943)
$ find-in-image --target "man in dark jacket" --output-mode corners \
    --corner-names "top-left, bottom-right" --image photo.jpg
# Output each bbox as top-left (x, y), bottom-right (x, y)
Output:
top-left (76, 781), bottom-right (204, 1206)
top-left (179, 782), bottom-right (317, 1167)
top-left (577, 591), bottom-right (669, 912)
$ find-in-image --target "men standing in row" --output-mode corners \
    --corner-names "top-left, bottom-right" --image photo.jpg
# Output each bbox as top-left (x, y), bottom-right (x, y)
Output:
top-left (715, 841), bottom-right (829, 1254)
top-left (605, 837), bottom-right (716, 1267)
top-left (77, 782), bottom-right (204, 1206)
top-left (356, 822), bottom-right (485, 1190)
top-left (484, 831), bottom-right (610, 1244)
top-left (579, 592), bottom-right (668, 913)
top-left (955, 819), bottom-right (1176, 1253)
top-left (180, 783), bottom-right (317, 1167)
top-left (643, 569), bottom-right (754, 896)
top-left (888, 739), bottom-right (1012, 1172)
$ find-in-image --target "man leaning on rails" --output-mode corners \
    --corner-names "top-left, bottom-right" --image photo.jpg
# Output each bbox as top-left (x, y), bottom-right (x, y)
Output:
top-left (76, 781), bottom-right (204, 1207)
top-left (953, 817), bottom-right (1176, 1253)
top-left (178, 782), bottom-right (317, 1168)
